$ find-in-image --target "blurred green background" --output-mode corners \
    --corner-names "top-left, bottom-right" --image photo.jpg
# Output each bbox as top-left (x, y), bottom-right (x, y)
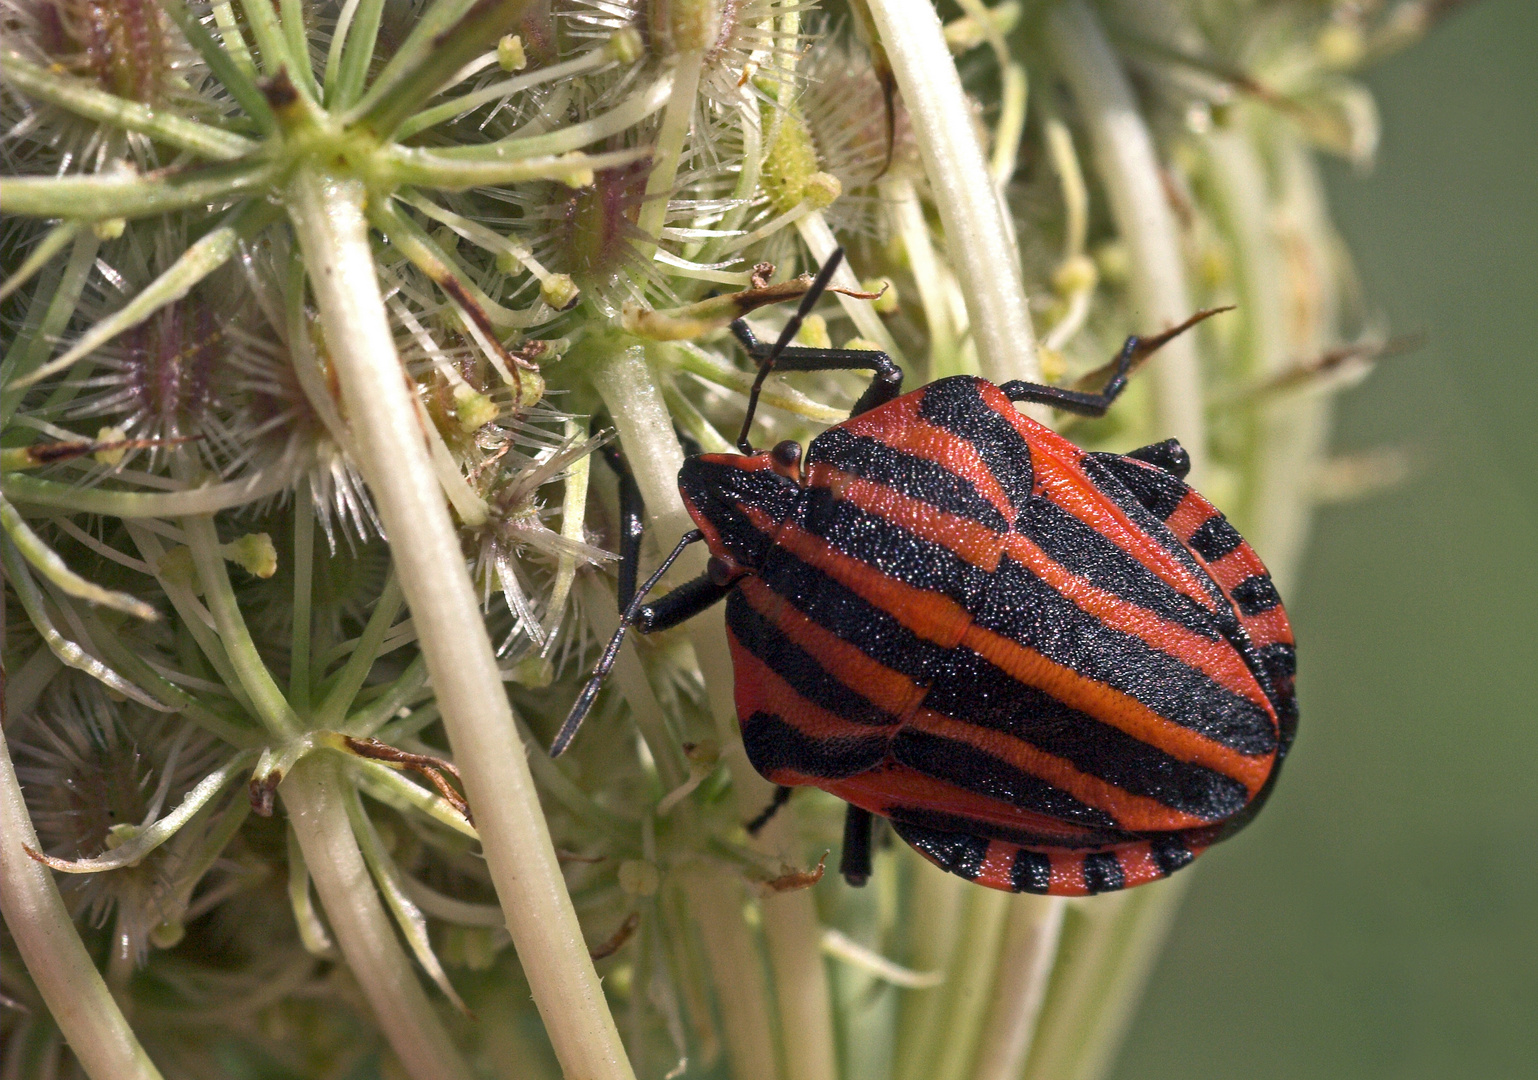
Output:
top-left (1114, 2), bottom-right (1538, 1078)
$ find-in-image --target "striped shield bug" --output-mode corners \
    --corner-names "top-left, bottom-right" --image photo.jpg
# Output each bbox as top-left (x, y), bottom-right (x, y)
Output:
top-left (553, 251), bottom-right (1296, 896)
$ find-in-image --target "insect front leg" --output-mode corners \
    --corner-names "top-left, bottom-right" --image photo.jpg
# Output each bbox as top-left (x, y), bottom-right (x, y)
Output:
top-left (548, 446), bottom-right (730, 756)
top-left (734, 319), bottom-right (905, 420)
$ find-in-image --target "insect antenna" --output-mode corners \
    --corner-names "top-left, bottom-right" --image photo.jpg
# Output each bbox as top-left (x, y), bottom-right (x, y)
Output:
top-left (737, 248), bottom-right (847, 454)
top-left (549, 529), bottom-right (705, 757)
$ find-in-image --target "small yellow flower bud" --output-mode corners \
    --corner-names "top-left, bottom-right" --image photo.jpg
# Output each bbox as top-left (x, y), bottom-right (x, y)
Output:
top-left (92, 218), bottom-right (126, 240)
top-left (150, 920), bottom-right (186, 949)
top-left (93, 425), bottom-right (130, 465)
top-left (505, 654), bottom-right (554, 688)
top-left (498, 34), bottom-right (527, 72)
top-left (157, 546), bottom-right (198, 589)
top-left (804, 171), bottom-right (843, 210)
top-left (606, 27), bottom-right (645, 65)
top-left (454, 385), bottom-right (499, 432)
top-left (796, 314), bottom-right (832, 349)
top-left (1316, 23), bottom-right (1366, 69)
top-left (1038, 347), bottom-right (1068, 383)
top-left (220, 533), bottom-right (278, 579)
top-left (1094, 241), bottom-right (1130, 286)
top-left (541, 273), bottom-right (580, 311)
top-left (841, 337), bottom-right (882, 353)
top-left (1051, 254), bottom-right (1098, 298)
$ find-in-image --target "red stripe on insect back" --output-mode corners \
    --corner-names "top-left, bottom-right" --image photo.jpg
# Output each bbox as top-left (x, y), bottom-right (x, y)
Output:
top-left (823, 766), bottom-right (1117, 845)
top-left (726, 630), bottom-right (901, 746)
top-left (812, 469), bottom-right (1270, 711)
top-left (905, 708), bottom-right (1222, 831)
top-left (956, 622), bottom-right (1273, 790)
top-left (734, 577), bottom-right (929, 720)
top-left (836, 393), bottom-right (1021, 525)
top-left (970, 841), bottom-right (1022, 892)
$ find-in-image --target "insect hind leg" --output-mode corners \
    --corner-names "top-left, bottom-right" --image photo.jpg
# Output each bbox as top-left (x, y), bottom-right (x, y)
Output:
top-left (1000, 307), bottom-right (1231, 417)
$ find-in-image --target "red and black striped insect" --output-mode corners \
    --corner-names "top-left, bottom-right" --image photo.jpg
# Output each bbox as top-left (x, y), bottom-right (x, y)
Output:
top-left (553, 251), bottom-right (1296, 896)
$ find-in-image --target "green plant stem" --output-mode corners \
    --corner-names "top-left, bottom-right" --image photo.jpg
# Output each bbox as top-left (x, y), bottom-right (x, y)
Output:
top-left (0, 469), bottom-right (298, 519)
top-left (183, 514), bottom-right (302, 738)
top-left (286, 169), bottom-right (635, 1080)
top-left (281, 755), bottom-right (474, 1080)
top-left (1045, 0), bottom-right (1206, 475)
top-left (0, 721), bottom-right (164, 1080)
top-left (893, 859), bottom-right (967, 1080)
top-left (0, 54), bottom-right (255, 160)
top-left (761, 884), bottom-right (840, 1080)
top-left (1022, 881), bottom-right (1188, 1080)
top-left (0, 161), bottom-right (283, 223)
top-left (684, 870), bottom-right (780, 1080)
top-left (925, 884), bottom-right (1013, 1080)
top-left (863, 0), bottom-right (1041, 386)
top-left (970, 896), bottom-right (1066, 1080)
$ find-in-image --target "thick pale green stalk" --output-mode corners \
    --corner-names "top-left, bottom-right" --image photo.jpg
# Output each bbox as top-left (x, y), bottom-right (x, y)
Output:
top-left (761, 874), bottom-right (840, 1080)
top-left (1023, 882), bottom-right (1188, 1080)
top-left (0, 720), bottom-right (164, 1080)
top-left (970, 896), bottom-right (1066, 1080)
top-left (281, 756), bottom-right (474, 1080)
top-left (286, 170), bottom-right (634, 1080)
top-left (925, 884), bottom-right (1012, 1080)
top-left (1045, 0), bottom-right (1206, 474)
top-left (686, 871), bottom-right (781, 1080)
top-left (863, 0), bottom-right (1040, 385)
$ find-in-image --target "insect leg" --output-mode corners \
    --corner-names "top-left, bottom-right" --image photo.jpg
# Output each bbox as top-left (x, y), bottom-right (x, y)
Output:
top-left (1000, 307), bottom-right (1231, 417)
top-left (745, 785), bottom-right (794, 836)
top-left (596, 428), bottom-right (645, 609)
top-left (839, 805), bottom-right (875, 887)
top-left (733, 249), bottom-right (849, 451)
top-left (734, 334), bottom-right (906, 420)
top-left (549, 528), bottom-right (706, 757)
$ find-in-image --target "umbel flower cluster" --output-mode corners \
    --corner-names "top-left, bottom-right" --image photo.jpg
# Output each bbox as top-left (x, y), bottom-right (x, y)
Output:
top-left (0, 1), bottom-right (1447, 1078)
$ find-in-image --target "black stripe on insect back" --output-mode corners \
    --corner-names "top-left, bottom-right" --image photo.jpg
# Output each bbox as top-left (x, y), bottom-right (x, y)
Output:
top-left (805, 427), bottom-right (1011, 532)
top-left (1085, 454), bottom-right (1187, 521)
top-left (793, 487), bottom-right (994, 609)
top-left (1081, 851), bottom-right (1126, 894)
top-left (924, 648), bottom-right (1252, 821)
top-left (1020, 498), bottom-right (1223, 640)
top-left (1150, 834), bottom-right (1195, 877)
top-left (1011, 849), bottom-right (1052, 894)
top-left (755, 546), bottom-right (951, 684)
top-left (891, 728), bottom-right (1120, 828)
top-left (888, 820), bottom-right (989, 881)
top-left (916, 376), bottom-right (1035, 503)
top-left (1187, 514), bottom-right (1245, 563)
top-left (726, 594), bottom-right (900, 727)
top-left (740, 712), bottom-right (889, 780)
top-left (978, 556), bottom-right (1279, 757)
top-left (1231, 574), bottom-right (1283, 615)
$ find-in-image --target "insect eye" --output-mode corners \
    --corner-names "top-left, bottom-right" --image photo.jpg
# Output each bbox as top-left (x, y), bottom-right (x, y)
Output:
top-left (706, 557), bottom-right (735, 586)
top-left (771, 440), bottom-right (802, 468)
